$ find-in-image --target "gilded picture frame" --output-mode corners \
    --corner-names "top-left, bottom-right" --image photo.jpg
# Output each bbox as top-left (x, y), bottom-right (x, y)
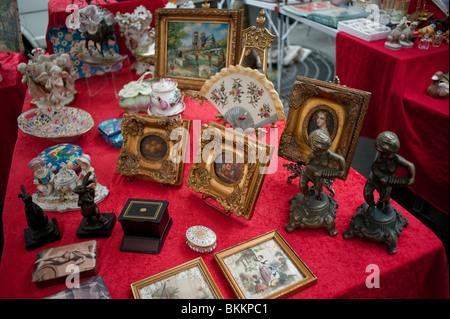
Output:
top-left (214, 230), bottom-right (317, 299)
top-left (278, 75), bottom-right (370, 180)
top-left (154, 8), bottom-right (244, 91)
top-left (131, 258), bottom-right (223, 299)
top-left (116, 113), bottom-right (191, 186)
top-left (185, 122), bottom-right (274, 220)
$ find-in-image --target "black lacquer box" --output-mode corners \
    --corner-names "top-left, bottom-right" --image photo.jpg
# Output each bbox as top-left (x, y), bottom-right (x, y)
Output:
top-left (118, 199), bottom-right (172, 254)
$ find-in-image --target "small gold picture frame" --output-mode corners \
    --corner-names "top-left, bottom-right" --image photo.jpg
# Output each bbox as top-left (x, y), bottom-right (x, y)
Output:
top-left (278, 76), bottom-right (370, 180)
top-left (116, 113), bottom-right (191, 186)
top-left (186, 122), bottom-right (274, 220)
top-left (154, 8), bottom-right (244, 91)
top-left (214, 230), bottom-right (317, 299)
top-left (131, 257), bottom-right (223, 299)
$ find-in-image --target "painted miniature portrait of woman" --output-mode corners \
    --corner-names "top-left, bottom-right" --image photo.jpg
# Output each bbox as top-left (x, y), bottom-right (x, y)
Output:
top-left (308, 109), bottom-right (334, 138)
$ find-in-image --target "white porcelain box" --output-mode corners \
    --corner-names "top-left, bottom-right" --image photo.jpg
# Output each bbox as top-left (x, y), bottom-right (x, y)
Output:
top-left (338, 18), bottom-right (391, 42)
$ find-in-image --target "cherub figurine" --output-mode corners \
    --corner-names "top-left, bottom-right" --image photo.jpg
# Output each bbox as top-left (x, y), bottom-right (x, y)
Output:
top-left (285, 129), bottom-right (346, 236)
top-left (75, 154), bottom-right (97, 187)
top-left (344, 131), bottom-right (414, 254)
top-left (300, 129), bottom-right (346, 203)
top-left (364, 131), bottom-right (415, 216)
top-left (28, 158), bottom-right (55, 197)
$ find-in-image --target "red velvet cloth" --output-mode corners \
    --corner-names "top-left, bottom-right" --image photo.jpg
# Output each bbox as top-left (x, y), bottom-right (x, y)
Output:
top-left (46, 0), bottom-right (168, 56)
top-left (0, 52), bottom-right (27, 205)
top-left (335, 32), bottom-right (449, 215)
top-left (0, 68), bottom-right (448, 299)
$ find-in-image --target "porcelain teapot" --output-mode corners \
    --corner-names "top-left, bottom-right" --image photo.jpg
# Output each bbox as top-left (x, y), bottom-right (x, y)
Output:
top-left (149, 78), bottom-right (184, 117)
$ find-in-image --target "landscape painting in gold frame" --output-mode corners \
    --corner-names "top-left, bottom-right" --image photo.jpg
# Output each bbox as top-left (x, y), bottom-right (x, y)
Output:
top-left (131, 257), bottom-right (223, 299)
top-left (185, 122), bottom-right (274, 220)
top-left (154, 8), bottom-right (244, 91)
top-left (116, 113), bottom-right (191, 186)
top-left (214, 229), bottom-right (317, 299)
top-left (278, 76), bottom-right (370, 180)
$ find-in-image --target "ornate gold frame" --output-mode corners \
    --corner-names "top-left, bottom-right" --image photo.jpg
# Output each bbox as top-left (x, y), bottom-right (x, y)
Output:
top-left (131, 257), bottom-right (223, 299)
top-left (214, 230), bottom-right (317, 299)
top-left (278, 76), bottom-right (370, 180)
top-left (154, 8), bottom-right (244, 92)
top-left (185, 122), bottom-right (274, 220)
top-left (116, 113), bottom-right (191, 186)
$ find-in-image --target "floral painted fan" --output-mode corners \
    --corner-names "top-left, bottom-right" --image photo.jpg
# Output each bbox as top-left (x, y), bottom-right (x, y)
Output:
top-left (200, 65), bottom-right (285, 131)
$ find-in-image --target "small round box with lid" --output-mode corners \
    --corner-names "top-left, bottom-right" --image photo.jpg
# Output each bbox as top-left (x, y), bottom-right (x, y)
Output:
top-left (186, 226), bottom-right (217, 254)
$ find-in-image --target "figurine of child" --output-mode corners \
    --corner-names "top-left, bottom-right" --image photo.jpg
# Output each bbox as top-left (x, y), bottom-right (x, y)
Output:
top-left (28, 158), bottom-right (55, 197)
top-left (364, 131), bottom-right (415, 215)
top-left (300, 129), bottom-right (345, 203)
top-left (75, 154), bottom-right (97, 188)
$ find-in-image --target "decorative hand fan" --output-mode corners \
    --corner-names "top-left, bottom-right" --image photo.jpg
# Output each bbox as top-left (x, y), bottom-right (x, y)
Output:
top-left (200, 65), bottom-right (285, 131)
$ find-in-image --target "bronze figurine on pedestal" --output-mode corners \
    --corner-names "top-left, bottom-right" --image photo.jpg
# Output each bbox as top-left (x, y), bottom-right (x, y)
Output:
top-left (343, 131), bottom-right (415, 254)
top-left (285, 129), bottom-right (346, 236)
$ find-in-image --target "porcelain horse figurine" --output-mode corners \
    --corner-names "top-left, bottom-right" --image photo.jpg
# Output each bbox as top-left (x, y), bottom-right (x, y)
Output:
top-left (385, 18), bottom-right (409, 50)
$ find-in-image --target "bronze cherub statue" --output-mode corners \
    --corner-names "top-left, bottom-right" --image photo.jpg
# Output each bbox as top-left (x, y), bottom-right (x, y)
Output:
top-left (343, 131), bottom-right (415, 254)
top-left (285, 129), bottom-right (346, 236)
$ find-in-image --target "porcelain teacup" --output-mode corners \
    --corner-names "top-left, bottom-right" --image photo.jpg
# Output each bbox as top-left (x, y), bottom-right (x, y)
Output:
top-left (149, 78), bottom-right (183, 116)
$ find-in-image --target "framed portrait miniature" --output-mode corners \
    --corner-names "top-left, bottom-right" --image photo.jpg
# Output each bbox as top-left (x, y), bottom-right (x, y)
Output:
top-left (154, 8), bottom-right (244, 91)
top-left (130, 257), bottom-right (223, 299)
top-left (185, 122), bottom-right (274, 220)
top-left (116, 113), bottom-right (191, 186)
top-left (214, 230), bottom-right (317, 299)
top-left (278, 75), bottom-right (370, 180)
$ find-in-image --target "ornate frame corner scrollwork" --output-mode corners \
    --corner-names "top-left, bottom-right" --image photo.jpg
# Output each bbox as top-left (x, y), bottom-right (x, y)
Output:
top-left (278, 75), bottom-right (371, 180)
top-left (116, 113), bottom-right (191, 186)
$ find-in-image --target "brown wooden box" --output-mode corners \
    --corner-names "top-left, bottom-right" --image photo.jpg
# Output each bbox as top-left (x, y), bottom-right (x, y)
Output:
top-left (118, 198), bottom-right (170, 237)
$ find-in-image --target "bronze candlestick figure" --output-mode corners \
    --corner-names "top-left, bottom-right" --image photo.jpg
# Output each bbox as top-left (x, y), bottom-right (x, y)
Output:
top-left (343, 131), bottom-right (415, 254)
top-left (285, 129), bottom-right (346, 236)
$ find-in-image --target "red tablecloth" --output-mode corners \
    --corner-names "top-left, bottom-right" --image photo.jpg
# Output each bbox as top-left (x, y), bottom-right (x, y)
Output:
top-left (0, 68), bottom-right (448, 300)
top-left (335, 32), bottom-right (449, 215)
top-left (46, 0), bottom-right (168, 56)
top-left (0, 52), bottom-right (27, 205)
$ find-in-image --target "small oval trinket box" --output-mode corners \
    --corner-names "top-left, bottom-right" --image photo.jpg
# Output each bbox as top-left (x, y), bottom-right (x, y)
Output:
top-left (186, 226), bottom-right (217, 254)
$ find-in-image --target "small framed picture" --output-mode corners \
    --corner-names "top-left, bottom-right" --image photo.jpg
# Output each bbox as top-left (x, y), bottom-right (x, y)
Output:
top-left (278, 75), bottom-right (370, 180)
top-left (185, 122), bottom-right (274, 220)
top-left (214, 230), bottom-right (317, 299)
top-left (130, 257), bottom-right (223, 299)
top-left (154, 8), bottom-right (244, 91)
top-left (116, 113), bottom-right (191, 186)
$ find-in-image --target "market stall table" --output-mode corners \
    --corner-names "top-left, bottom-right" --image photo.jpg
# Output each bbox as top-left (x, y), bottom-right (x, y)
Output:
top-left (0, 65), bottom-right (448, 299)
top-left (0, 52), bottom-right (27, 205)
top-left (335, 32), bottom-right (449, 216)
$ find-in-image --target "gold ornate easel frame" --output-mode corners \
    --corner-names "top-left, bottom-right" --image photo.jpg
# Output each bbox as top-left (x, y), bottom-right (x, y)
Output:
top-left (186, 122), bottom-right (274, 220)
